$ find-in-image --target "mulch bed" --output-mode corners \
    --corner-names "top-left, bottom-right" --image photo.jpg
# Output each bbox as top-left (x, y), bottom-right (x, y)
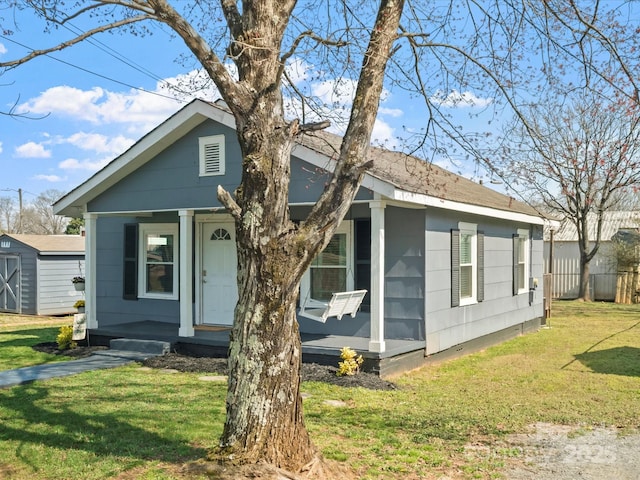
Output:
top-left (33, 342), bottom-right (108, 358)
top-left (32, 343), bottom-right (397, 390)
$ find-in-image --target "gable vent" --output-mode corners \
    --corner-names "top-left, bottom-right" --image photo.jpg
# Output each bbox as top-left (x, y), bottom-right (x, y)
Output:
top-left (199, 135), bottom-right (225, 176)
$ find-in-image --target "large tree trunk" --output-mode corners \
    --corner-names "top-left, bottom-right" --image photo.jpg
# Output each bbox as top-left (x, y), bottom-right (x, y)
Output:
top-left (212, 0), bottom-right (405, 475)
top-left (221, 247), bottom-right (315, 468)
top-left (216, 101), bottom-right (321, 470)
top-left (579, 256), bottom-right (591, 301)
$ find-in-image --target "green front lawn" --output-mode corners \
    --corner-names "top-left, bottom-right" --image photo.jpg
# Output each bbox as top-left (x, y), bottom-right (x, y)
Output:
top-left (0, 302), bottom-right (638, 479)
top-left (0, 316), bottom-right (71, 371)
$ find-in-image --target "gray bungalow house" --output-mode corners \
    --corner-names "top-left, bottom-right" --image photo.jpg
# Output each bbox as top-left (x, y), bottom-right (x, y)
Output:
top-left (53, 99), bottom-right (545, 375)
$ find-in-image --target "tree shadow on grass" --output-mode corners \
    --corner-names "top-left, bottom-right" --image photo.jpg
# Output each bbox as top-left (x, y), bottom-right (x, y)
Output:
top-left (574, 346), bottom-right (640, 377)
top-left (0, 327), bottom-right (60, 348)
top-left (0, 382), bottom-right (208, 468)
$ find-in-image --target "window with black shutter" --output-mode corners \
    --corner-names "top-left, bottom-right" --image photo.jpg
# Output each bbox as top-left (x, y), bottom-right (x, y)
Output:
top-left (123, 223), bottom-right (138, 300)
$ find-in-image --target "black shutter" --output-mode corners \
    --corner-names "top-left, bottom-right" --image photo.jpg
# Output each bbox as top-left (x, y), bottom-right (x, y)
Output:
top-left (477, 231), bottom-right (484, 302)
top-left (451, 229), bottom-right (460, 307)
top-left (123, 223), bottom-right (138, 300)
top-left (512, 234), bottom-right (520, 296)
top-left (354, 218), bottom-right (371, 312)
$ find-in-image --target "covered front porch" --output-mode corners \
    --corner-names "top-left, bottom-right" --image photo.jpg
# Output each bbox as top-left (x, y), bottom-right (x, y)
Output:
top-left (83, 320), bottom-right (426, 377)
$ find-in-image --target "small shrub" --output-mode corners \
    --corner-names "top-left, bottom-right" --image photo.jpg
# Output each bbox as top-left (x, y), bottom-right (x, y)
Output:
top-left (73, 299), bottom-right (85, 309)
top-left (337, 346), bottom-right (364, 376)
top-left (56, 325), bottom-right (77, 350)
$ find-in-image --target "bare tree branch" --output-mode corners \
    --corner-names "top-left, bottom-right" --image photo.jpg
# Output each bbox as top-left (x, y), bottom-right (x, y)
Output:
top-left (0, 16), bottom-right (148, 69)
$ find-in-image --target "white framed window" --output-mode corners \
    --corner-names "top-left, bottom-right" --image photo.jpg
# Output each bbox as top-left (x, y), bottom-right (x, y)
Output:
top-left (458, 222), bottom-right (477, 305)
top-left (515, 228), bottom-right (530, 294)
top-left (300, 221), bottom-right (353, 307)
top-left (199, 134), bottom-right (225, 176)
top-left (139, 223), bottom-right (179, 300)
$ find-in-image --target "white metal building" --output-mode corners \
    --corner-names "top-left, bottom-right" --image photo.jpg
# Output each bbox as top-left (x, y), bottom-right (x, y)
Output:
top-left (544, 211), bottom-right (640, 300)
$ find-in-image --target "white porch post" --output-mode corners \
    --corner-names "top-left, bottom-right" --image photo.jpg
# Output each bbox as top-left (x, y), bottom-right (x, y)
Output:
top-left (83, 213), bottom-right (98, 329)
top-left (369, 200), bottom-right (386, 353)
top-left (179, 210), bottom-right (194, 337)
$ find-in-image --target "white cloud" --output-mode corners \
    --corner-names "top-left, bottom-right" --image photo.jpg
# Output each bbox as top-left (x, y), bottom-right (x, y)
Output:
top-left (59, 157), bottom-right (111, 172)
top-left (62, 132), bottom-right (134, 155)
top-left (378, 107), bottom-right (403, 117)
top-left (285, 58), bottom-right (312, 85)
top-left (430, 90), bottom-right (493, 108)
top-left (159, 69), bottom-right (223, 103)
top-left (14, 69), bottom-right (228, 138)
top-left (15, 141), bottom-right (51, 158)
top-left (33, 174), bottom-right (64, 182)
top-left (371, 118), bottom-right (398, 149)
top-left (0, 43), bottom-right (6, 55)
top-left (0, 141), bottom-right (3, 154)
top-left (15, 85), bottom-right (180, 134)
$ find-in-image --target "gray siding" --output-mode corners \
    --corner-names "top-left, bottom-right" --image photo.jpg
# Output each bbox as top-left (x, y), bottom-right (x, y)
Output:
top-left (425, 210), bottom-right (544, 355)
top-left (384, 207), bottom-right (425, 340)
top-left (89, 122), bottom-right (241, 212)
top-left (289, 156), bottom-right (373, 203)
top-left (95, 215), bottom-right (180, 327)
top-left (298, 207), bottom-right (426, 341)
top-left (0, 241), bottom-right (35, 314)
top-left (37, 256), bottom-right (85, 315)
top-left (0, 240), bottom-right (35, 314)
top-left (0, 237), bottom-right (84, 315)
top-left (88, 120), bottom-right (372, 214)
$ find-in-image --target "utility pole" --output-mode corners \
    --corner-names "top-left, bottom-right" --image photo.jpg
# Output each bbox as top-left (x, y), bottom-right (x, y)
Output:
top-left (18, 188), bottom-right (22, 234)
top-left (0, 188), bottom-right (23, 234)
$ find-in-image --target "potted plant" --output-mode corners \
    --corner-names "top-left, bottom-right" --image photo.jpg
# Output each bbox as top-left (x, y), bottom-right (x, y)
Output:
top-left (72, 276), bottom-right (85, 291)
top-left (73, 299), bottom-right (85, 313)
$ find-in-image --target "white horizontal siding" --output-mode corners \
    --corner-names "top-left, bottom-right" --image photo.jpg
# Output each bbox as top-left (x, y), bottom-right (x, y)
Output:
top-left (37, 257), bottom-right (85, 315)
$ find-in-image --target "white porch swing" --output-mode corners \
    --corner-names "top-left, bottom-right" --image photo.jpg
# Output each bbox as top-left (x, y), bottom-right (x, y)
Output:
top-left (299, 288), bottom-right (368, 323)
top-left (298, 221), bottom-right (367, 323)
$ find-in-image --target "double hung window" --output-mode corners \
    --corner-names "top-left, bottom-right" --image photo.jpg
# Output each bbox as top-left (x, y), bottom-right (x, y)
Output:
top-left (139, 224), bottom-right (179, 300)
top-left (451, 222), bottom-right (484, 307)
top-left (301, 221), bottom-right (353, 306)
top-left (513, 228), bottom-right (529, 294)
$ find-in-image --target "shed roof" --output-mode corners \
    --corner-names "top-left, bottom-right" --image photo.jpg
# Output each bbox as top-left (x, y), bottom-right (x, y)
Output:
top-left (547, 211), bottom-right (640, 242)
top-left (0, 234), bottom-right (85, 254)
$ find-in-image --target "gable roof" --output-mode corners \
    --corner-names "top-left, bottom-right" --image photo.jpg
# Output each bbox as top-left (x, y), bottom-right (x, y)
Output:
top-left (0, 234), bottom-right (85, 255)
top-left (54, 99), bottom-right (543, 224)
top-left (297, 130), bottom-right (542, 222)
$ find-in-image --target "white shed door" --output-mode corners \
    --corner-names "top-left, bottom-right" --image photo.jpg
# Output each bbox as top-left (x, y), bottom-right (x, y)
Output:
top-left (0, 255), bottom-right (20, 313)
top-left (201, 222), bottom-right (237, 325)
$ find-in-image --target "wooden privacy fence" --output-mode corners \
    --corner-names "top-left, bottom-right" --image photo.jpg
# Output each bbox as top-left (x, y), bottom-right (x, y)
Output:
top-left (615, 266), bottom-right (640, 304)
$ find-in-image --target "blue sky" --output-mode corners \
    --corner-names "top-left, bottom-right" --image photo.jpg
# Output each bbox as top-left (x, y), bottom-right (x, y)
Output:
top-left (0, 11), bottom-right (497, 204)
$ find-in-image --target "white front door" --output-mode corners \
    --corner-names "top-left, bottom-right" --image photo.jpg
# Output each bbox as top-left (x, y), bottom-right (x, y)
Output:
top-left (201, 222), bottom-right (238, 325)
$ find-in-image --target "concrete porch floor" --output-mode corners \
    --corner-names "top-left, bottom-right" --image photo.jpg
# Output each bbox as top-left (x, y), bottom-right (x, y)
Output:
top-left (85, 320), bottom-right (427, 377)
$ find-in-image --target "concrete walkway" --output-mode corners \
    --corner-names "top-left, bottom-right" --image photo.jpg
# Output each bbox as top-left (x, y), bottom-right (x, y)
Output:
top-left (0, 339), bottom-right (169, 389)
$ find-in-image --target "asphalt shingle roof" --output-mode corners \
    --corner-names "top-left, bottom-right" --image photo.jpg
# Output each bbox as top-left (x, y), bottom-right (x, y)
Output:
top-left (299, 129), bottom-right (541, 218)
top-left (1, 234), bottom-right (85, 253)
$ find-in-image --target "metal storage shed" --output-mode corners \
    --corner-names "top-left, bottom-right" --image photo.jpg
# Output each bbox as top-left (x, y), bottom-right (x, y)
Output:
top-left (0, 234), bottom-right (85, 315)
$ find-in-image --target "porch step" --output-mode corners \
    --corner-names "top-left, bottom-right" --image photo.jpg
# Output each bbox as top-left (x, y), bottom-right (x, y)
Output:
top-left (109, 338), bottom-right (170, 355)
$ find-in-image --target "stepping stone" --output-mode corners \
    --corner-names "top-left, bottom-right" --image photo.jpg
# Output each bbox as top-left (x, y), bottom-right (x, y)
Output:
top-left (198, 375), bottom-right (227, 382)
top-left (323, 399), bottom-right (347, 407)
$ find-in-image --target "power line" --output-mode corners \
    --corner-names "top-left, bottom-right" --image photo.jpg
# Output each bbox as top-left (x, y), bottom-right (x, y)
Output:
top-left (59, 20), bottom-right (184, 92)
top-left (0, 33), bottom-right (189, 104)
